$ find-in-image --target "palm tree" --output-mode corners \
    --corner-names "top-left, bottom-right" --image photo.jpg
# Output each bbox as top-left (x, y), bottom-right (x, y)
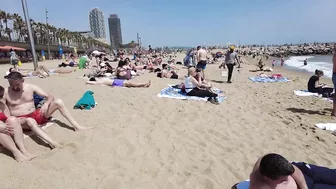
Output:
top-left (3, 12), bottom-right (13, 41)
top-left (0, 10), bottom-right (6, 40)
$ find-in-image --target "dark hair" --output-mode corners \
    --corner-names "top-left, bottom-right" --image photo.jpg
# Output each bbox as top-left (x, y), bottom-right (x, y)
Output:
top-left (196, 68), bottom-right (202, 72)
top-left (103, 57), bottom-right (109, 61)
top-left (89, 77), bottom-right (96, 81)
top-left (315, 69), bottom-right (324, 76)
top-left (162, 64), bottom-right (168, 69)
top-left (117, 60), bottom-right (126, 68)
top-left (156, 72), bottom-right (162, 78)
top-left (9, 68), bottom-right (14, 72)
top-left (6, 71), bottom-right (23, 80)
top-left (197, 46), bottom-right (201, 49)
top-left (259, 153), bottom-right (294, 180)
top-left (0, 86), bottom-right (4, 98)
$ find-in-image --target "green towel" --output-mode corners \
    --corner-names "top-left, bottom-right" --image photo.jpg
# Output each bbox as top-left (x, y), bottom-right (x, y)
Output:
top-left (79, 56), bottom-right (89, 69)
top-left (74, 90), bottom-right (96, 110)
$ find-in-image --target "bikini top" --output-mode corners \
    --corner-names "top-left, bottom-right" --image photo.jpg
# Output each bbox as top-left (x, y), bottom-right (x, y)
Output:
top-left (0, 112), bottom-right (8, 122)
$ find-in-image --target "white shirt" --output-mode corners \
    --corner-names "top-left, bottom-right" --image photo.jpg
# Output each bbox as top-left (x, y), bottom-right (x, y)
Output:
top-left (184, 76), bottom-right (196, 93)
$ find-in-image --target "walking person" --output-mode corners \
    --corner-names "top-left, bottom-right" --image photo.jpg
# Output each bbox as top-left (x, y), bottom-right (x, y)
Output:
top-left (224, 46), bottom-right (239, 83)
top-left (9, 49), bottom-right (20, 69)
top-left (196, 46), bottom-right (208, 80)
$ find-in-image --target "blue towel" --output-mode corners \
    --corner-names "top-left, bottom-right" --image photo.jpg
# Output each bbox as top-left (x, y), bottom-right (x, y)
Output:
top-left (74, 90), bottom-right (96, 110)
top-left (33, 93), bottom-right (45, 107)
top-left (249, 76), bottom-right (290, 83)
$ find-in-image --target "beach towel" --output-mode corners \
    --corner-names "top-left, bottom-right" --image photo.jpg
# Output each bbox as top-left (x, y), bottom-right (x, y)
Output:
top-left (249, 76), bottom-right (290, 83)
top-left (74, 90), bottom-right (96, 110)
top-left (294, 90), bottom-right (332, 102)
top-left (157, 86), bottom-right (227, 103)
top-left (315, 123), bottom-right (336, 131)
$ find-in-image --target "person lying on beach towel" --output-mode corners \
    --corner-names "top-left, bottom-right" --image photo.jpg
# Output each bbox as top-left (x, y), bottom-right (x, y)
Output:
top-left (86, 77), bottom-right (151, 88)
top-left (3, 72), bottom-right (92, 149)
top-left (308, 69), bottom-right (334, 98)
top-left (5, 65), bottom-right (75, 78)
top-left (249, 153), bottom-right (336, 189)
top-left (156, 64), bottom-right (180, 79)
top-left (184, 67), bottom-right (220, 104)
top-left (0, 86), bottom-right (36, 162)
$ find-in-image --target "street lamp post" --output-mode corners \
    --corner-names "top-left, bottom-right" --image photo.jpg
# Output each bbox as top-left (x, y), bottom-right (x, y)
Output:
top-left (21, 0), bottom-right (38, 70)
top-left (46, 8), bottom-right (51, 60)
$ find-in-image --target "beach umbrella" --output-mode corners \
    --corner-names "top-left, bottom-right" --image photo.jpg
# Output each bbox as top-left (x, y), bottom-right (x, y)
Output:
top-left (0, 46), bottom-right (26, 51)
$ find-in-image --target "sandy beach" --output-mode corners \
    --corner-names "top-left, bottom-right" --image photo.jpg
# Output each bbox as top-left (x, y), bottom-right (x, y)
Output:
top-left (0, 54), bottom-right (335, 189)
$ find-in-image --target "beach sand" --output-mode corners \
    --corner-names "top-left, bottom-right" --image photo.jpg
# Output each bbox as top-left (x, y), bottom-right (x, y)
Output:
top-left (0, 54), bottom-right (335, 189)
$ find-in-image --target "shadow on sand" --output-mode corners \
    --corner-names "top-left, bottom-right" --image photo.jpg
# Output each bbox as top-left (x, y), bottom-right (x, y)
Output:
top-left (286, 107), bottom-right (326, 116)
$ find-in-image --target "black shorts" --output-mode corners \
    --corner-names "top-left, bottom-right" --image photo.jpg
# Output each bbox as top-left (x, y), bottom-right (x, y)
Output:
top-left (196, 60), bottom-right (207, 70)
top-left (170, 74), bottom-right (178, 79)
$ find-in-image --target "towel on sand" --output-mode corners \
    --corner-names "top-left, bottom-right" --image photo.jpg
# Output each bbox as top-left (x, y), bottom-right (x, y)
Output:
top-left (294, 90), bottom-right (332, 102)
top-left (315, 123), bottom-right (336, 131)
top-left (157, 86), bottom-right (227, 103)
top-left (249, 76), bottom-right (290, 83)
top-left (74, 90), bottom-right (96, 110)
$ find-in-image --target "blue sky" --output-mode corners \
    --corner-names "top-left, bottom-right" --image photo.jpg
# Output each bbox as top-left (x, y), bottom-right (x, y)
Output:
top-left (2, 0), bottom-right (336, 47)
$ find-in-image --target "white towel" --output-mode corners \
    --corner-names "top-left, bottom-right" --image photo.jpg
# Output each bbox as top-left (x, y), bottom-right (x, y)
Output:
top-left (293, 90), bottom-right (320, 97)
top-left (315, 123), bottom-right (336, 131)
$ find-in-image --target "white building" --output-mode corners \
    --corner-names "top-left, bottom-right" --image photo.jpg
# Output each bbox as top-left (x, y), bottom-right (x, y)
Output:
top-left (89, 8), bottom-right (106, 39)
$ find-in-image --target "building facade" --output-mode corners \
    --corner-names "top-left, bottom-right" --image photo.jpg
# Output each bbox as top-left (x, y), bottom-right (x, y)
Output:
top-left (89, 8), bottom-right (106, 39)
top-left (108, 14), bottom-right (123, 49)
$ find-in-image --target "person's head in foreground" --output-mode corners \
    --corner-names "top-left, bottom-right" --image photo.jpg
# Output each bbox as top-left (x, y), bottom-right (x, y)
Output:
top-left (314, 69), bottom-right (324, 77)
top-left (197, 46), bottom-right (201, 50)
top-left (6, 72), bottom-right (24, 92)
top-left (259, 153), bottom-right (295, 184)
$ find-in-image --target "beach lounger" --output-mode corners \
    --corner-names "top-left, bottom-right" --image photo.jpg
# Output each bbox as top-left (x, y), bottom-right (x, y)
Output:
top-left (293, 90), bottom-right (332, 102)
top-left (249, 76), bottom-right (290, 83)
top-left (157, 85), bottom-right (227, 103)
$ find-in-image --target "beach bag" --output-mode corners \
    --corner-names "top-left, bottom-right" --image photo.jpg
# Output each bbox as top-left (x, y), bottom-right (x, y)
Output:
top-left (18, 60), bottom-right (22, 66)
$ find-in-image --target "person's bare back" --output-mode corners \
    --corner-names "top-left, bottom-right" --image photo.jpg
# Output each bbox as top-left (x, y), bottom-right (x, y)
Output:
top-left (250, 170), bottom-right (298, 189)
top-left (197, 48), bottom-right (207, 61)
top-left (5, 83), bottom-right (36, 116)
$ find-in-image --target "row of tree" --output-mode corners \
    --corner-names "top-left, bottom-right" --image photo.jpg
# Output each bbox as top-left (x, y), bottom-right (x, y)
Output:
top-left (0, 9), bottom-right (110, 50)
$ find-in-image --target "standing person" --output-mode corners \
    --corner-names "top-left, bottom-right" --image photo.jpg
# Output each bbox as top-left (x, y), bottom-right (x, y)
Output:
top-left (196, 46), bottom-right (207, 79)
top-left (9, 49), bottom-right (19, 69)
top-left (331, 46), bottom-right (336, 123)
top-left (224, 46), bottom-right (239, 83)
top-left (281, 57), bottom-right (285, 66)
top-left (272, 60), bottom-right (275, 68)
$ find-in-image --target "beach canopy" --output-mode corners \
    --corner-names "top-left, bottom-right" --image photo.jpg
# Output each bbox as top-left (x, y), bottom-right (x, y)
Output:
top-left (0, 45), bottom-right (26, 51)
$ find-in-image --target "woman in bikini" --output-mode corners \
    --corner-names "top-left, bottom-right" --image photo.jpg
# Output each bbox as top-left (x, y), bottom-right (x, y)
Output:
top-left (86, 77), bottom-right (151, 88)
top-left (0, 86), bottom-right (35, 161)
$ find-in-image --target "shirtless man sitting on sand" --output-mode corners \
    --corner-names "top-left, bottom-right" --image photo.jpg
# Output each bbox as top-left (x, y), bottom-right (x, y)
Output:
top-left (3, 72), bottom-right (92, 148)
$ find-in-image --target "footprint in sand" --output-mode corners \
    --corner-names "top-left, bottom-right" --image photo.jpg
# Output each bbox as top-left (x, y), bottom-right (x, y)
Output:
top-left (116, 138), bottom-right (135, 157)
